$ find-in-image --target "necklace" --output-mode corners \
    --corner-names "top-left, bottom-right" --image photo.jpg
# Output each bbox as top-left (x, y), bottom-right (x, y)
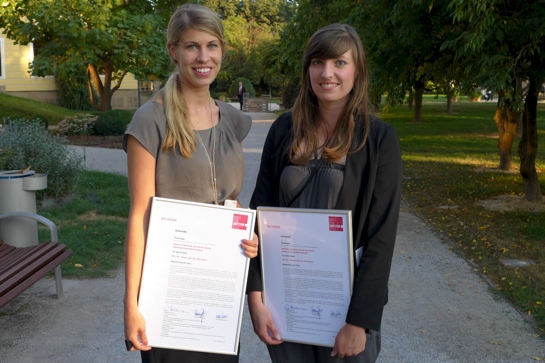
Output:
top-left (195, 99), bottom-right (218, 204)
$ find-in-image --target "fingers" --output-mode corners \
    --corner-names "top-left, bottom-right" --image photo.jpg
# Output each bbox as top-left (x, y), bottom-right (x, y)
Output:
top-left (331, 323), bottom-right (366, 357)
top-left (241, 232), bottom-right (259, 258)
top-left (260, 331), bottom-right (283, 345)
top-left (330, 345), bottom-right (345, 359)
top-left (263, 325), bottom-right (283, 345)
top-left (127, 330), bottom-right (151, 352)
top-left (255, 315), bottom-right (282, 345)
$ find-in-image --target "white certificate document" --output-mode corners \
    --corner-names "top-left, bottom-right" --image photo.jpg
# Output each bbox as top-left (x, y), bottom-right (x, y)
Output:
top-left (257, 207), bottom-right (353, 347)
top-left (138, 197), bottom-right (256, 355)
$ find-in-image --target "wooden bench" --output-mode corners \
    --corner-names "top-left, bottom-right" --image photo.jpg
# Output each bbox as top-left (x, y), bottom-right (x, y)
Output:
top-left (0, 212), bottom-right (73, 308)
top-left (244, 98), bottom-right (269, 112)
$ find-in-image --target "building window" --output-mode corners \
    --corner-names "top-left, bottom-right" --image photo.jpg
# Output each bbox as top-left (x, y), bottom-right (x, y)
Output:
top-left (0, 38), bottom-right (5, 79)
top-left (30, 40), bottom-right (54, 77)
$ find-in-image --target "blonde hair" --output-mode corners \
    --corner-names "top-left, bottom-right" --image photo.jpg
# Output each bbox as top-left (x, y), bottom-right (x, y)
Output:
top-left (159, 4), bottom-right (225, 156)
top-left (290, 23), bottom-right (370, 165)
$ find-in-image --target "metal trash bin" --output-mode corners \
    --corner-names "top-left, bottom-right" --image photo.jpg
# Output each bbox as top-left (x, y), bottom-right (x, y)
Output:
top-left (0, 170), bottom-right (47, 247)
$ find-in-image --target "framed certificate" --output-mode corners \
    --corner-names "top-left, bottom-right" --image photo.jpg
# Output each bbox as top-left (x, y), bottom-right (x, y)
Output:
top-left (138, 197), bottom-right (256, 355)
top-left (257, 207), bottom-right (354, 347)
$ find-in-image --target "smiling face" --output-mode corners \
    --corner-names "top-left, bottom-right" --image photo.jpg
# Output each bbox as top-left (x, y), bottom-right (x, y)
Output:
top-left (168, 28), bottom-right (222, 90)
top-left (308, 48), bottom-right (356, 108)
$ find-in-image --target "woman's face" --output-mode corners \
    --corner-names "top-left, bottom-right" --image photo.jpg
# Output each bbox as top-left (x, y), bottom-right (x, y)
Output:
top-left (168, 28), bottom-right (222, 90)
top-left (308, 48), bottom-right (356, 107)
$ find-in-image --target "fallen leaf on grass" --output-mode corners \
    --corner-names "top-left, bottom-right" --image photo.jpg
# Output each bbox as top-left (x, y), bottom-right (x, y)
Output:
top-left (74, 263), bottom-right (84, 268)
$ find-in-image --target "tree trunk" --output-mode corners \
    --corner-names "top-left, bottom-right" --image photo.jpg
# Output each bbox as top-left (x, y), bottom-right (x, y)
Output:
top-left (493, 93), bottom-right (517, 170)
top-left (370, 91), bottom-right (381, 113)
top-left (413, 80), bottom-right (424, 123)
top-left (407, 89), bottom-right (414, 110)
top-left (101, 60), bottom-right (114, 111)
top-left (87, 61), bottom-right (114, 111)
top-left (516, 77), bottom-right (523, 138)
top-left (517, 77), bottom-right (543, 202)
top-left (446, 94), bottom-right (453, 114)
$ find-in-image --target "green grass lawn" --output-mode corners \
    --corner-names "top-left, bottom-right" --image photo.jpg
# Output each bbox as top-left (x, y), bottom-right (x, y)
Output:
top-left (38, 171), bottom-right (129, 278)
top-left (0, 93), bottom-right (95, 126)
top-left (380, 99), bottom-right (545, 334)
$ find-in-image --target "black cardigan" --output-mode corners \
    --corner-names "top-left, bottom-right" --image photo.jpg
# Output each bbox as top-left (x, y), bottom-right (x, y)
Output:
top-left (247, 112), bottom-right (403, 332)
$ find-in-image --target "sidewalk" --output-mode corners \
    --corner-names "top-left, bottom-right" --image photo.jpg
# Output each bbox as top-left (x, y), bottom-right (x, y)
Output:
top-left (1, 113), bottom-right (544, 362)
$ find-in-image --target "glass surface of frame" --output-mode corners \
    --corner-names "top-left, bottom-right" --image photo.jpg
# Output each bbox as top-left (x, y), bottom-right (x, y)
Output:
top-left (257, 206), bottom-right (354, 347)
top-left (138, 197), bottom-right (256, 355)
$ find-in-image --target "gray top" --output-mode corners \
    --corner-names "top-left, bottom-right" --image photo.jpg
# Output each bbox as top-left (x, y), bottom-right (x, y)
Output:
top-left (123, 100), bottom-right (252, 203)
top-left (279, 158), bottom-right (345, 208)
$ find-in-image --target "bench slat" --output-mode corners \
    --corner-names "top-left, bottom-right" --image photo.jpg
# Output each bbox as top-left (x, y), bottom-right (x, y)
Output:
top-left (0, 243), bottom-right (68, 288)
top-left (0, 243), bottom-right (60, 283)
top-left (0, 242), bottom-right (16, 260)
top-left (0, 249), bottom-right (73, 308)
top-left (0, 245), bottom-right (45, 275)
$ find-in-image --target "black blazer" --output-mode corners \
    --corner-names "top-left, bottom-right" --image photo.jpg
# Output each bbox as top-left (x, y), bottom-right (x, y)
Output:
top-left (247, 112), bottom-right (403, 332)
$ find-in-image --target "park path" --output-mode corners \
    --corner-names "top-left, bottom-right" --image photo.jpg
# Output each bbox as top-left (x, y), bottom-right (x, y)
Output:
top-left (0, 110), bottom-right (543, 362)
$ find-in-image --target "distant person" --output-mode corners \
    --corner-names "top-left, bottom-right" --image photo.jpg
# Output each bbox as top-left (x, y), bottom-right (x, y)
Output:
top-left (246, 23), bottom-right (403, 362)
top-left (237, 81), bottom-right (246, 111)
top-left (122, 4), bottom-right (258, 363)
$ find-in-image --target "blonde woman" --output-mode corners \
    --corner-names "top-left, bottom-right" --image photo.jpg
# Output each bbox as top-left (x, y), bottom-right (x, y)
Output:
top-left (123, 4), bottom-right (257, 363)
top-left (247, 23), bottom-right (403, 362)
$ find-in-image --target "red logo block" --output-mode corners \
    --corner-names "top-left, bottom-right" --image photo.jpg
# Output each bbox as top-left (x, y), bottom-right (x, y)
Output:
top-left (329, 216), bottom-right (343, 232)
top-left (232, 214), bottom-right (248, 230)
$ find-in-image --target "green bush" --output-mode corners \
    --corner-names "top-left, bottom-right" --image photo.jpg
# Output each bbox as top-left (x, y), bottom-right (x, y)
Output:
top-left (94, 110), bottom-right (133, 136)
top-left (229, 77), bottom-right (256, 99)
top-left (0, 118), bottom-right (82, 198)
top-left (2, 115), bottom-right (49, 129)
top-left (55, 67), bottom-right (93, 110)
top-left (56, 114), bottom-right (98, 136)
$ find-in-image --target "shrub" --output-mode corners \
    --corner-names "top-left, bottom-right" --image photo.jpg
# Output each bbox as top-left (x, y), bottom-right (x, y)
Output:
top-left (229, 77), bottom-right (256, 99)
top-left (0, 118), bottom-right (82, 198)
top-left (55, 66), bottom-right (93, 110)
top-left (56, 114), bottom-right (98, 136)
top-left (94, 110), bottom-right (133, 136)
top-left (2, 115), bottom-right (48, 129)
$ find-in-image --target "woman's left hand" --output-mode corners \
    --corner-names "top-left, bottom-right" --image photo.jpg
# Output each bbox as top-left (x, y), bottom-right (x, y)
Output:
top-left (331, 323), bottom-right (367, 358)
top-left (241, 232), bottom-right (259, 258)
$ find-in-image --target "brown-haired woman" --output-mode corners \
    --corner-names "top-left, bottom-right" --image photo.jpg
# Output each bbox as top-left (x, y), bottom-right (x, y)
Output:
top-left (247, 23), bottom-right (403, 362)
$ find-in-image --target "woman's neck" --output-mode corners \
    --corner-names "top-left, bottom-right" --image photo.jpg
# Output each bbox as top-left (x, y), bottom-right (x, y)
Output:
top-left (319, 102), bottom-right (345, 132)
top-left (183, 88), bottom-right (218, 130)
top-left (183, 86), bottom-right (212, 109)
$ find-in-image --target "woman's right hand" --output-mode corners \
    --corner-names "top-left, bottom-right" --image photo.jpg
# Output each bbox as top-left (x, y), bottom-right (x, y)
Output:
top-left (124, 305), bottom-right (151, 351)
top-left (247, 291), bottom-right (283, 345)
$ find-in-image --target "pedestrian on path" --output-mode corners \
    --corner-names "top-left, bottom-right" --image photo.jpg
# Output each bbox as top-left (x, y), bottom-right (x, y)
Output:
top-left (238, 81), bottom-right (246, 111)
top-left (246, 23), bottom-right (403, 363)
top-left (122, 4), bottom-right (258, 363)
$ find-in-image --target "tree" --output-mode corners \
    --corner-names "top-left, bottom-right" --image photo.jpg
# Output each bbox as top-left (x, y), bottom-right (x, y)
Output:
top-left (200, 0), bottom-right (294, 95)
top-left (0, 0), bottom-right (170, 111)
top-left (448, 0), bottom-right (545, 202)
top-left (356, 0), bottom-right (473, 122)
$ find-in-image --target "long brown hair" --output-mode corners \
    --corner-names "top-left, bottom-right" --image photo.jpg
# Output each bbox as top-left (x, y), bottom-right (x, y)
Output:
top-left (159, 4), bottom-right (225, 157)
top-left (290, 23), bottom-right (370, 164)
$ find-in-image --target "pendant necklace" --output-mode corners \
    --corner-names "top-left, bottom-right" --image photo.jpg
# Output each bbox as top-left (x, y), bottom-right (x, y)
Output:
top-left (195, 98), bottom-right (218, 204)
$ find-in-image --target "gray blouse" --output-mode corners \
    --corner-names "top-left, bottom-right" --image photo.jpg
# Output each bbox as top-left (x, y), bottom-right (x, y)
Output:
top-left (279, 158), bottom-right (345, 209)
top-left (123, 100), bottom-right (252, 204)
